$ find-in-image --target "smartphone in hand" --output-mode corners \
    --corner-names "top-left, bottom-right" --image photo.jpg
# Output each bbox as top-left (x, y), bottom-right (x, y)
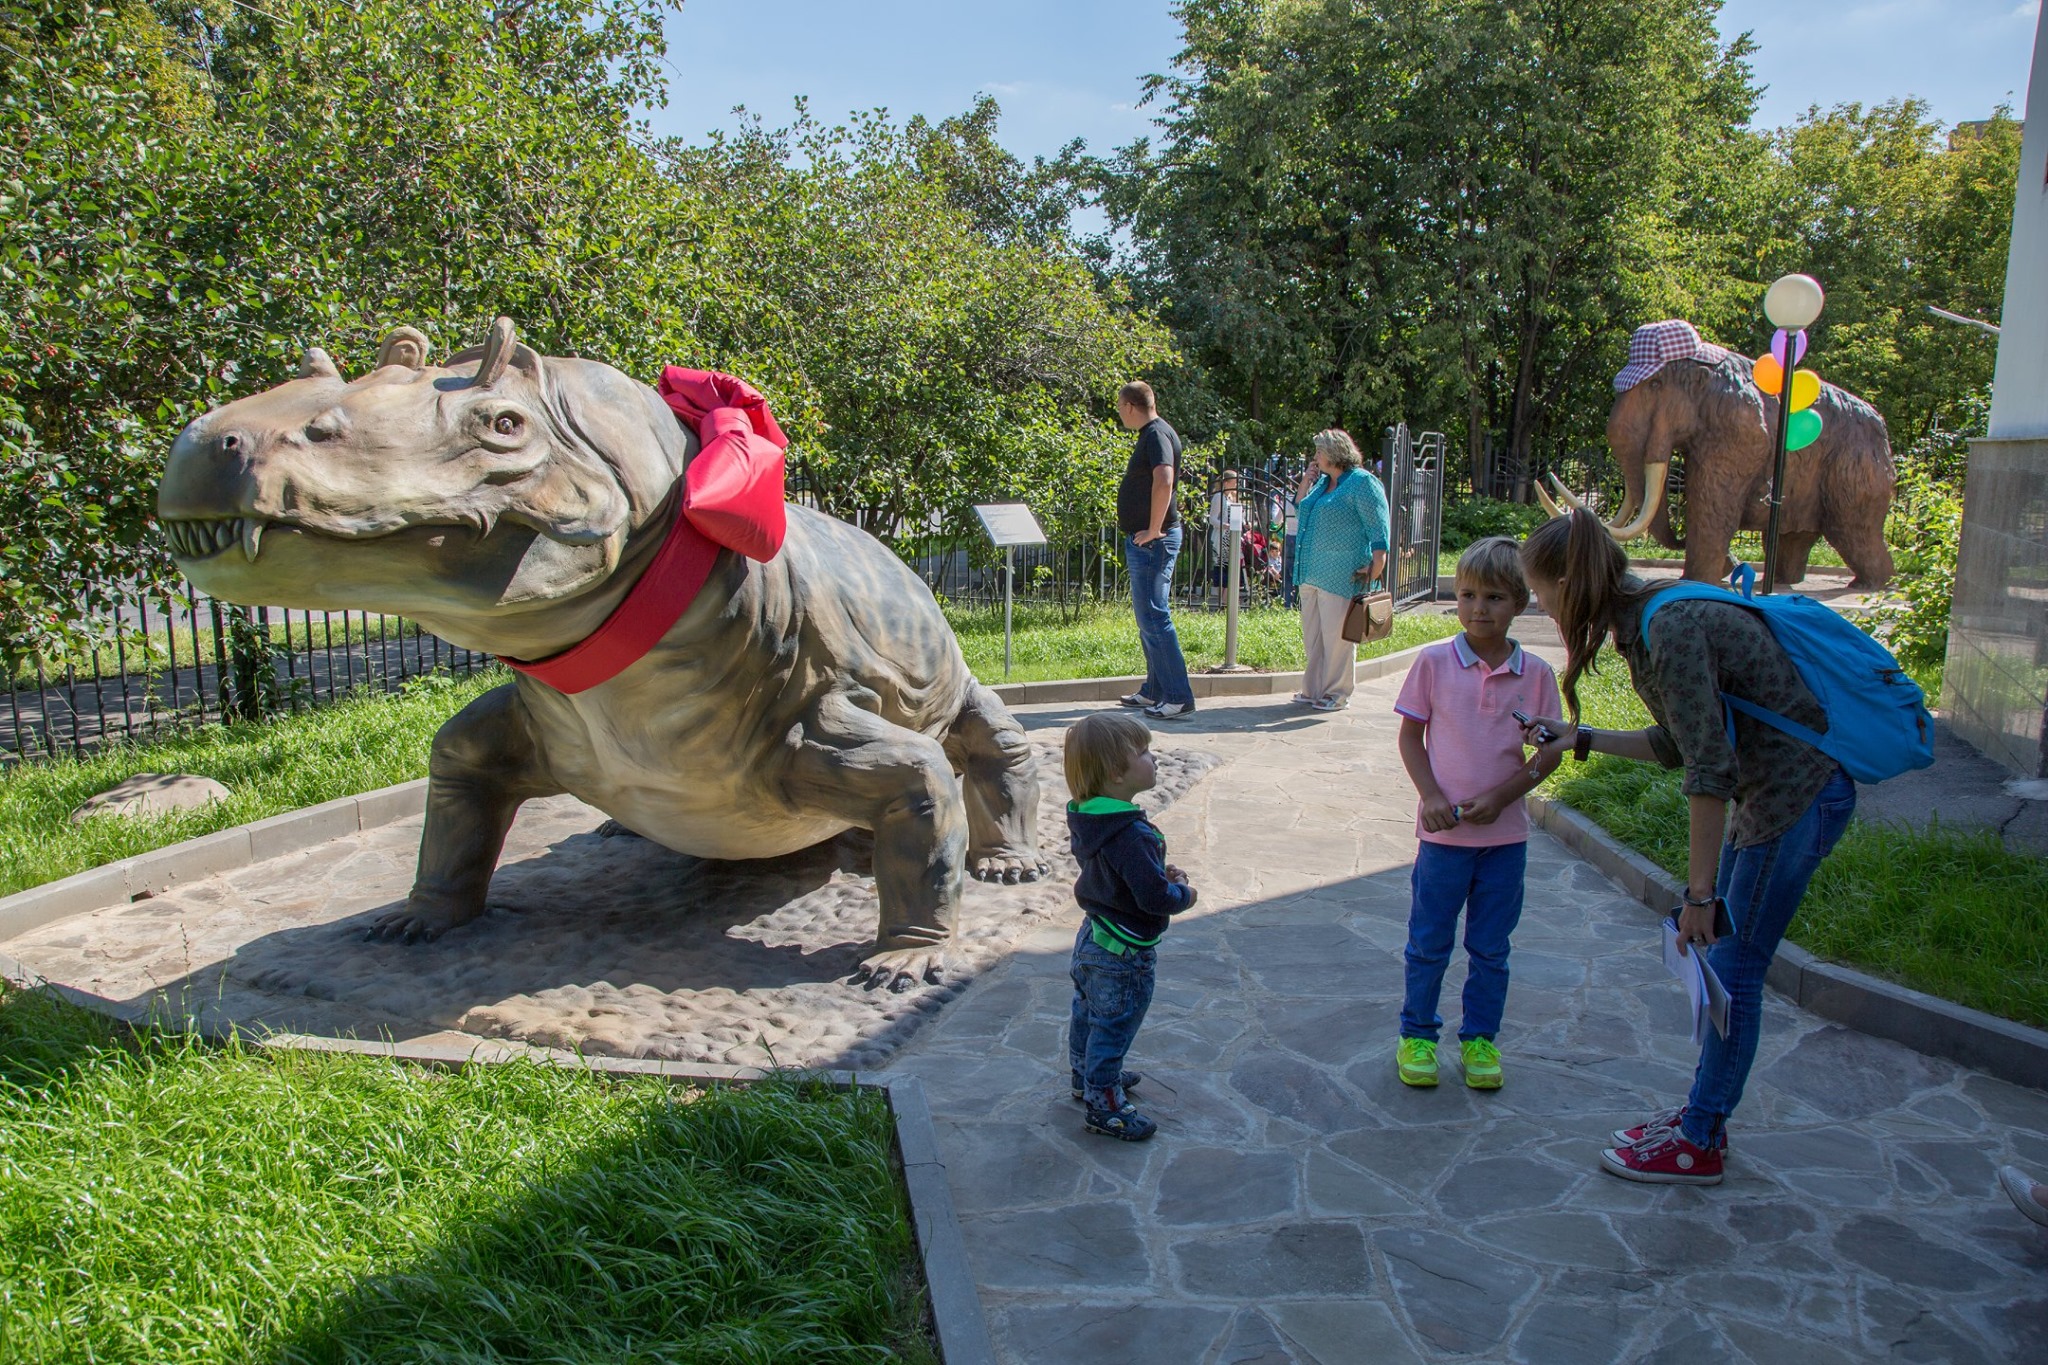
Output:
top-left (1512, 709), bottom-right (1557, 745)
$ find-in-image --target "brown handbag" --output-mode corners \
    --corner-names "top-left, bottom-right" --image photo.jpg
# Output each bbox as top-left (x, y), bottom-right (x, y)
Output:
top-left (1342, 588), bottom-right (1394, 644)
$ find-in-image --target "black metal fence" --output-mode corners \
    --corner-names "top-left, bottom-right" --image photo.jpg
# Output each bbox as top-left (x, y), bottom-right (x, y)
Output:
top-left (4, 591), bottom-right (490, 763)
top-left (6, 423), bottom-right (1445, 762)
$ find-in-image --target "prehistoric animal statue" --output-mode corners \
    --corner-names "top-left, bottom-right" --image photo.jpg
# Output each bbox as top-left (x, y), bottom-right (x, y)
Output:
top-left (1538, 320), bottom-right (1896, 589)
top-left (156, 319), bottom-right (1047, 991)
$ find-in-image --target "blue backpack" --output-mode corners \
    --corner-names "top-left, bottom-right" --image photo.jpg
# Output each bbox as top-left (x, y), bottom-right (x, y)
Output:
top-left (1637, 571), bottom-right (1934, 785)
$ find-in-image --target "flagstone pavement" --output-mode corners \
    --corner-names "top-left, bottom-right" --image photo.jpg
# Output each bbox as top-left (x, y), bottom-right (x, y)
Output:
top-left (877, 663), bottom-right (2048, 1364)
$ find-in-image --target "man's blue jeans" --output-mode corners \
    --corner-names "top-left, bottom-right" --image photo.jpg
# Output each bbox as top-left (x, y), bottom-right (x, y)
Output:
top-left (1683, 767), bottom-right (1856, 1149)
top-left (1400, 840), bottom-right (1527, 1042)
top-left (1069, 920), bottom-right (1157, 1097)
top-left (1124, 528), bottom-right (1195, 707)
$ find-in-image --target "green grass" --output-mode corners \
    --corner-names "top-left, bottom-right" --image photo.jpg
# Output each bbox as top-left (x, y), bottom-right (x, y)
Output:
top-left (1625, 531), bottom-right (1849, 570)
top-left (0, 670), bottom-right (507, 898)
top-left (1543, 663), bottom-right (2048, 1029)
top-left (945, 602), bottom-right (1461, 684)
top-left (0, 982), bottom-right (931, 1364)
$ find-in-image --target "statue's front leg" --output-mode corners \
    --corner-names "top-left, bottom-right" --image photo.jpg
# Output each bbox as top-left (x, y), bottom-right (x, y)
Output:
top-left (368, 684), bottom-right (563, 943)
top-left (780, 689), bottom-right (967, 992)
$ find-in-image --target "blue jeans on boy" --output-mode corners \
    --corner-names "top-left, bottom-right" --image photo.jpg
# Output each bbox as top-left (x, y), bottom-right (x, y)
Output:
top-left (1069, 919), bottom-right (1157, 1097)
top-left (1400, 840), bottom-right (1527, 1042)
top-left (1124, 527), bottom-right (1195, 707)
top-left (1682, 767), bottom-right (1856, 1149)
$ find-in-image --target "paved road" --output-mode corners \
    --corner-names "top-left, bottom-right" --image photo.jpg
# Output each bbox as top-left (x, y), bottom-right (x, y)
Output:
top-left (880, 666), bottom-right (2048, 1364)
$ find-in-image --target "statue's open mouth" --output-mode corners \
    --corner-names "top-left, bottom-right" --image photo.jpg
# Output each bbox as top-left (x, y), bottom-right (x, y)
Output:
top-left (161, 516), bottom-right (267, 563)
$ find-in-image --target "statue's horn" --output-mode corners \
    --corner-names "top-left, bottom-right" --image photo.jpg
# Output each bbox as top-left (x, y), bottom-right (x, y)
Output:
top-left (472, 316), bottom-right (517, 389)
top-left (1604, 462), bottom-right (1669, 541)
top-left (374, 326), bottom-right (430, 371)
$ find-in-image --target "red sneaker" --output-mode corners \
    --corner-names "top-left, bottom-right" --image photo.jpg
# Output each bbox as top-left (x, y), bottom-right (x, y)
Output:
top-left (1600, 1129), bottom-right (1724, 1185)
top-left (1611, 1106), bottom-right (1728, 1152)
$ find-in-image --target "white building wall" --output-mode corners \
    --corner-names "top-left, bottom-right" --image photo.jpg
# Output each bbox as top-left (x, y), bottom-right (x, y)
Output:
top-left (1990, 9), bottom-right (2048, 437)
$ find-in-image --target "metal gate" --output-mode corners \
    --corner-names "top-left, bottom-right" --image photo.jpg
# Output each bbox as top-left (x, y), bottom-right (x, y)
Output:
top-left (1384, 424), bottom-right (1445, 606)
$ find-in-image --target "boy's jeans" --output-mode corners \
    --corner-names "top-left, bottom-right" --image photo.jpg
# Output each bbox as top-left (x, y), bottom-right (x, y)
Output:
top-left (1683, 767), bottom-right (1856, 1149)
top-left (1124, 527), bottom-right (1195, 707)
top-left (1400, 840), bottom-right (1527, 1042)
top-left (1069, 920), bottom-right (1158, 1097)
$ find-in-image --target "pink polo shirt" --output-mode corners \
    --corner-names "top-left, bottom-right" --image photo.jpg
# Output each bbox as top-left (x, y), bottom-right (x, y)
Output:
top-left (1393, 635), bottom-right (1562, 848)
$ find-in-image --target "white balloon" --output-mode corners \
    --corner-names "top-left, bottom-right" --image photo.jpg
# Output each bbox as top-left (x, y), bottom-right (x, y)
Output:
top-left (1764, 273), bottom-right (1825, 329)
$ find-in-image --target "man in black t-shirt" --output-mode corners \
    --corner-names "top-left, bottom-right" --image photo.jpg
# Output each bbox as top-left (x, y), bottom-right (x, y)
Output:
top-left (1114, 381), bottom-right (1194, 718)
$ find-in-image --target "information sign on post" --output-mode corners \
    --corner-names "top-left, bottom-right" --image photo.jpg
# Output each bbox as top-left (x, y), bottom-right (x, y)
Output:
top-left (972, 503), bottom-right (1048, 679)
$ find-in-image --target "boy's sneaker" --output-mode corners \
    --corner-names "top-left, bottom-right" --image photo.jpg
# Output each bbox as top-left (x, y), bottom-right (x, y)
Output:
top-left (1070, 1070), bottom-right (1143, 1102)
top-left (1611, 1106), bottom-right (1729, 1153)
top-left (1118, 692), bottom-right (1158, 709)
top-left (1397, 1037), bottom-right (1439, 1087)
top-left (1145, 700), bottom-right (1195, 721)
top-left (1083, 1087), bottom-right (1158, 1142)
top-left (1460, 1037), bottom-right (1503, 1089)
top-left (1600, 1129), bottom-right (1724, 1185)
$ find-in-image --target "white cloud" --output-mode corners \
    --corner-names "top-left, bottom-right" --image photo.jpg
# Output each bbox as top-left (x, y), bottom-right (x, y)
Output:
top-left (2016, 0), bottom-right (2040, 21)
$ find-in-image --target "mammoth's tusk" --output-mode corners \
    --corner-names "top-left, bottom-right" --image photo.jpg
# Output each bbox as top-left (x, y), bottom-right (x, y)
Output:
top-left (1547, 474), bottom-right (1590, 513)
top-left (1605, 462), bottom-right (1668, 541)
top-left (1535, 479), bottom-right (1565, 518)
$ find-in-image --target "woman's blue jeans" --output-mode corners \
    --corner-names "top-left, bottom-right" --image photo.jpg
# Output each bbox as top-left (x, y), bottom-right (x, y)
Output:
top-left (1682, 767), bottom-right (1856, 1149)
top-left (1124, 527), bottom-right (1195, 707)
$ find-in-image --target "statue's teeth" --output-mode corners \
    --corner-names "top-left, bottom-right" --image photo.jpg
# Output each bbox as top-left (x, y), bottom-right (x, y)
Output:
top-left (239, 518), bottom-right (263, 562)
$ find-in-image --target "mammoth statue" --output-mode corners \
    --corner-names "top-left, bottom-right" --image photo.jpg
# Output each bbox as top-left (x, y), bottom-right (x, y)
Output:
top-left (156, 319), bottom-right (1047, 990)
top-left (1538, 320), bottom-right (1895, 589)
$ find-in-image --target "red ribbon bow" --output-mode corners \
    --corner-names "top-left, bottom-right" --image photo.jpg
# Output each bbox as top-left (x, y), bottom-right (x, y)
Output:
top-left (501, 367), bottom-right (789, 694)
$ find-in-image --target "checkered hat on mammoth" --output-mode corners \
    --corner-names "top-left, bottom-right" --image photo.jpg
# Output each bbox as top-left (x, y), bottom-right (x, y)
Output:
top-left (1613, 319), bottom-right (1730, 393)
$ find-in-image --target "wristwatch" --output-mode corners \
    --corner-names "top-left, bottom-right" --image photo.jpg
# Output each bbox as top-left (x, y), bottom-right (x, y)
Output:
top-left (1573, 727), bottom-right (1596, 763)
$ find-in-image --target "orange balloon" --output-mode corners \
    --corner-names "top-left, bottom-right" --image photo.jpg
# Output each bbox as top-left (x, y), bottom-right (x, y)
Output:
top-left (1753, 354), bottom-right (1783, 395)
top-left (1789, 368), bottom-right (1821, 412)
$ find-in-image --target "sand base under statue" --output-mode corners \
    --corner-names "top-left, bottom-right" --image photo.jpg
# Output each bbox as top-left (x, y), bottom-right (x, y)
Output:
top-left (7, 742), bottom-right (1219, 1070)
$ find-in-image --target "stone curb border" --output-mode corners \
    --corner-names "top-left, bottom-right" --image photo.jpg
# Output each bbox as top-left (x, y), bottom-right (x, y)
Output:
top-left (0, 781), bottom-right (433, 946)
top-left (985, 637), bottom-right (1445, 707)
top-left (1528, 792), bottom-right (2048, 1092)
top-left (0, 967), bottom-right (995, 1365)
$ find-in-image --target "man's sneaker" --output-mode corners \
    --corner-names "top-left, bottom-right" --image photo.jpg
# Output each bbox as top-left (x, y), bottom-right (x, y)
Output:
top-left (1071, 1069), bottom-right (1142, 1102)
top-left (1461, 1037), bottom-right (1503, 1089)
top-left (1310, 696), bottom-right (1349, 712)
top-left (1611, 1106), bottom-right (1729, 1153)
top-left (1118, 692), bottom-right (1158, 709)
top-left (1145, 701), bottom-right (1195, 721)
top-left (1289, 691), bottom-right (1315, 705)
top-left (1600, 1129), bottom-right (1724, 1185)
top-left (1397, 1037), bottom-right (1439, 1087)
top-left (1083, 1087), bottom-right (1158, 1141)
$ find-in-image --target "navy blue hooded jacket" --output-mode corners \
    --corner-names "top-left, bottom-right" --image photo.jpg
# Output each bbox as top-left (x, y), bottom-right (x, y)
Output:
top-left (1067, 797), bottom-right (1198, 949)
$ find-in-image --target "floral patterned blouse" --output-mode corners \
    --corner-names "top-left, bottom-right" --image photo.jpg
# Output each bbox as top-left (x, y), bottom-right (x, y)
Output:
top-left (1610, 592), bottom-right (1839, 848)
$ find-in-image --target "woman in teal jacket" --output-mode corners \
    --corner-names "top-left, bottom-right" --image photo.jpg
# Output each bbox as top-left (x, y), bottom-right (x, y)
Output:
top-left (1291, 429), bottom-right (1391, 710)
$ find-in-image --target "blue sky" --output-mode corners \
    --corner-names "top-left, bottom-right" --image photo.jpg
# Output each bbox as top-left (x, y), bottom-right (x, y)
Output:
top-left (647, 1), bottom-right (2040, 160)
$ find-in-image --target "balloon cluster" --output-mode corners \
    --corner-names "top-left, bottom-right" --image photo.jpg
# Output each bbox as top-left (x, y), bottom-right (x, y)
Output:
top-left (1752, 329), bottom-right (1823, 451)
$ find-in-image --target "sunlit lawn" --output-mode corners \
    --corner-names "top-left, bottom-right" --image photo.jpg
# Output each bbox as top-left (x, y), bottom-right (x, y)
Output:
top-left (0, 982), bottom-right (931, 1364)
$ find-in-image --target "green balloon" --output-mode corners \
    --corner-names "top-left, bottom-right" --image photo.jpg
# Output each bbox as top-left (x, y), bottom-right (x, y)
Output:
top-left (1787, 408), bottom-right (1823, 452)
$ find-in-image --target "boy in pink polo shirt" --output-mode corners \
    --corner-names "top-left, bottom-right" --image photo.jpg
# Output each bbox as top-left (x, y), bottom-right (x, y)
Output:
top-left (1391, 537), bottom-right (1564, 1089)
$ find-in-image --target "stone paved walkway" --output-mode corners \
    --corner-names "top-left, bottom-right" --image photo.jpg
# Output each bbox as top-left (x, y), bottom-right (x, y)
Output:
top-left (878, 665), bottom-right (2048, 1364)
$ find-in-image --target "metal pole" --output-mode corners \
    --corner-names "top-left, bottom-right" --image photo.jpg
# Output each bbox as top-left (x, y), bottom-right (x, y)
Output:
top-left (1223, 505), bottom-right (1243, 669)
top-left (1761, 373), bottom-right (1795, 595)
top-left (1003, 546), bottom-right (1014, 680)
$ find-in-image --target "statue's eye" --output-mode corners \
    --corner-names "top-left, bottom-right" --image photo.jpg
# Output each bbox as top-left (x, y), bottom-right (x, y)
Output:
top-left (492, 413), bottom-right (522, 436)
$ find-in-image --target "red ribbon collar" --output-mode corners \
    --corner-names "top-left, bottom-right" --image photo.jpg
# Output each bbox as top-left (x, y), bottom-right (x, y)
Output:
top-left (501, 368), bottom-right (789, 694)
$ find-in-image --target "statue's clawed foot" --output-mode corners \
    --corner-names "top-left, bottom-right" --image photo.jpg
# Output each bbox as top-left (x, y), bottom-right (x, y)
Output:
top-left (852, 945), bottom-right (947, 993)
top-left (364, 891), bottom-right (482, 944)
top-left (970, 848), bottom-right (1049, 885)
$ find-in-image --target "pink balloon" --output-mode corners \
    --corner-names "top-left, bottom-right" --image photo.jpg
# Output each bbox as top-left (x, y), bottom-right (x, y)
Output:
top-left (1771, 328), bottom-right (1809, 368)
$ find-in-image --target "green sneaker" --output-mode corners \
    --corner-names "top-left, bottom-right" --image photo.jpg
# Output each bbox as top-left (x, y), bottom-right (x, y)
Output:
top-left (1461, 1037), bottom-right (1503, 1090)
top-left (1397, 1037), bottom-right (1438, 1087)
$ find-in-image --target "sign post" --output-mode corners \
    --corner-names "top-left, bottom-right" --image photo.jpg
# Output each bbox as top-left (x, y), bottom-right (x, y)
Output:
top-left (972, 503), bottom-right (1049, 680)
